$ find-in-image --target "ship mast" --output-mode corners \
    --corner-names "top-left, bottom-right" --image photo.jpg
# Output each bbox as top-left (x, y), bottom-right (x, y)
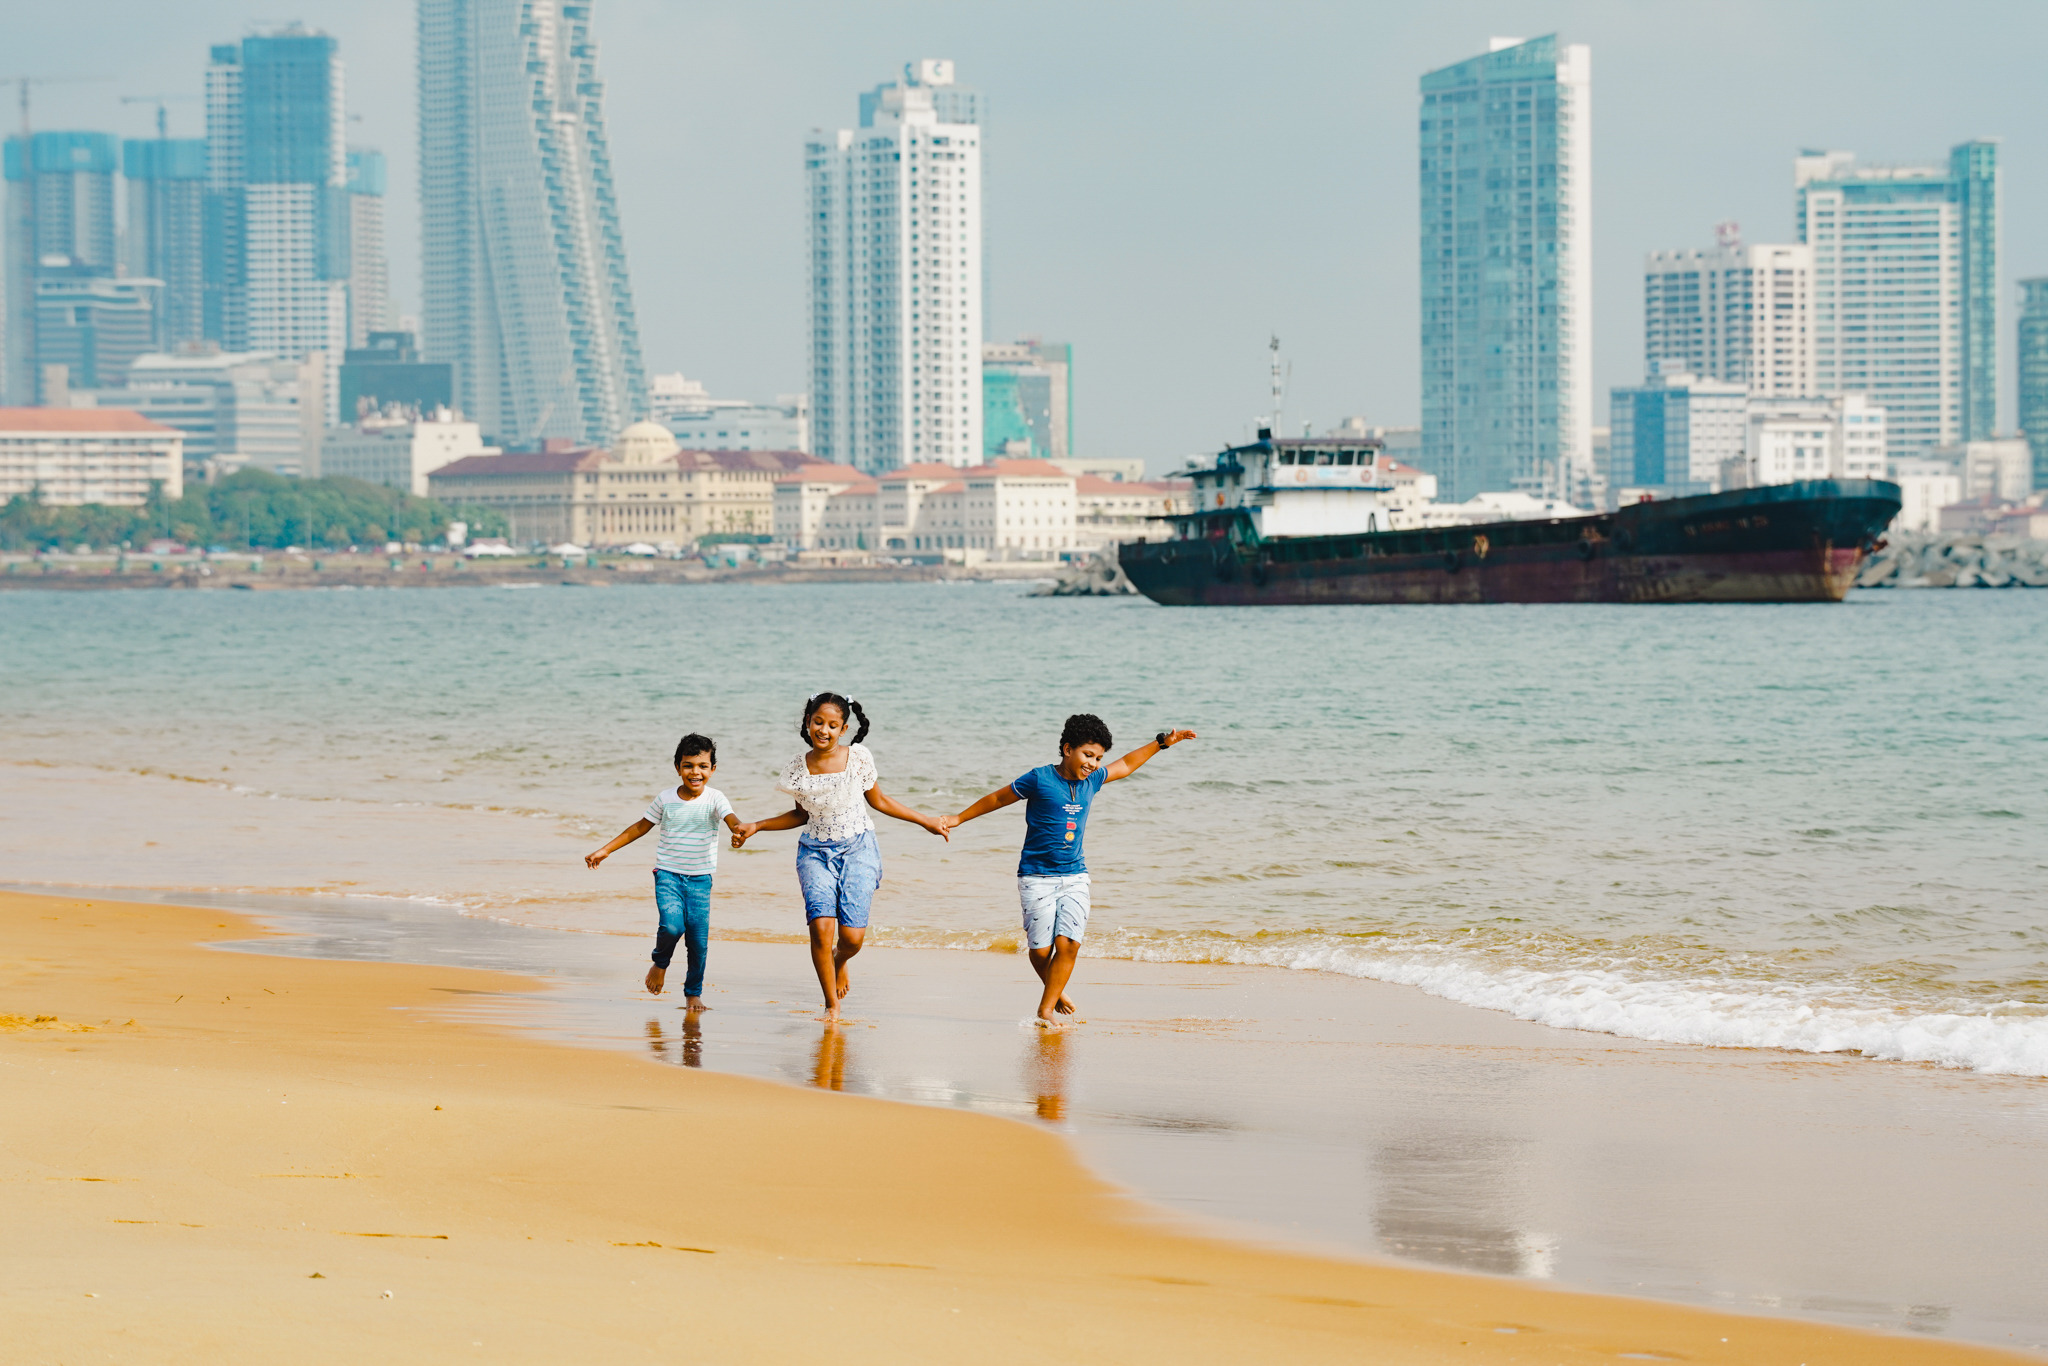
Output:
top-left (1267, 335), bottom-right (1284, 436)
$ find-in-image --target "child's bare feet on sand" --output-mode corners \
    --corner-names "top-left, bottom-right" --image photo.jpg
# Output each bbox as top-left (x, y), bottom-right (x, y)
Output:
top-left (684, 996), bottom-right (708, 1012)
top-left (820, 1003), bottom-right (840, 1023)
top-left (645, 965), bottom-right (666, 995)
top-left (1034, 1010), bottom-right (1066, 1029)
top-left (1054, 993), bottom-right (1078, 1015)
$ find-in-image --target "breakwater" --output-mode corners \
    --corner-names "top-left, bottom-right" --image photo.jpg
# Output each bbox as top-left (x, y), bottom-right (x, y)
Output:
top-left (1856, 534), bottom-right (2048, 589)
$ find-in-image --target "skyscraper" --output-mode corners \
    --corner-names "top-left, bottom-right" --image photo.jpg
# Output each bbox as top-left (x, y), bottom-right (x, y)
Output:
top-left (123, 137), bottom-right (208, 350)
top-left (204, 25), bottom-right (353, 406)
top-left (1419, 36), bottom-right (1592, 504)
top-left (808, 59), bottom-right (984, 472)
top-left (982, 339), bottom-right (1069, 459)
top-left (1643, 236), bottom-right (1812, 397)
top-left (1795, 142), bottom-right (1999, 455)
top-left (345, 147), bottom-right (390, 348)
top-left (418, 0), bottom-right (647, 448)
top-left (4, 131), bottom-right (120, 403)
top-left (2020, 278), bottom-right (2048, 491)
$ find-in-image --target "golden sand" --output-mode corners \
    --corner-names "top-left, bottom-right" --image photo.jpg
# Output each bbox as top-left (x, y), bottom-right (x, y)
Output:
top-left (0, 891), bottom-right (2029, 1364)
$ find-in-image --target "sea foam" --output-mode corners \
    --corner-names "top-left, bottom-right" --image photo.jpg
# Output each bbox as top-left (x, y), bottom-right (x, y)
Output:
top-left (1103, 933), bottom-right (2048, 1078)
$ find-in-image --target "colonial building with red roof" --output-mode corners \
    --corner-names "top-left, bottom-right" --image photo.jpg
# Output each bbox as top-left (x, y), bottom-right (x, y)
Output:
top-left (0, 407), bottom-right (186, 505)
top-left (428, 419), bottom-right (814, 547)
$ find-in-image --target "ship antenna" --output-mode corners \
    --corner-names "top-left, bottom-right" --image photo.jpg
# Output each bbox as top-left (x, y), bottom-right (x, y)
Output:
top-left (1268, 335), bottom-right (1284, 434)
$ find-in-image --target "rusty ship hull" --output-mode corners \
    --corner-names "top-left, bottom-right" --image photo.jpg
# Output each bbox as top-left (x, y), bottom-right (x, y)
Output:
top-left (1119, 480), bottom-right (1901, 606)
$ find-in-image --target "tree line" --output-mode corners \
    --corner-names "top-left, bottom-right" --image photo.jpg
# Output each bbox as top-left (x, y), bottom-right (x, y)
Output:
top-left (0, 470), bottom-right (510, 552)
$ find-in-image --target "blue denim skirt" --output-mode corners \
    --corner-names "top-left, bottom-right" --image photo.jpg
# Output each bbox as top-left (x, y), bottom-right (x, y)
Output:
top-left (795, 829), bottom-right (882, 928)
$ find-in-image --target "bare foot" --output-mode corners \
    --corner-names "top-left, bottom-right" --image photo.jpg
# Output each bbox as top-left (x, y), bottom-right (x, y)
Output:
top-left (821, 1004), bottom-right (841, 1023)
top-left (1055, 993), bottom-right (1078, 1015)
top-left (683, 996), bottom-right (708, 1012)
top-left (1034, 1011), bottom-right (1065, 1029)
top-left (645, 965), bottom-right (666, 995)
top-left (835, 972), bottom-right (853, 1001)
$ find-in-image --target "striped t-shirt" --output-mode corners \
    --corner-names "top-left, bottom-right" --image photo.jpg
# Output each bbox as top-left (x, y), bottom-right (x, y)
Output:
top-left (643, 786), bottom-right (735, 875)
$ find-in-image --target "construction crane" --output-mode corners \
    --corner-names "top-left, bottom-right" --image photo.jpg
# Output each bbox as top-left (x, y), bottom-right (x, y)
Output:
top-left (121, 92), bottom-right (196, 140)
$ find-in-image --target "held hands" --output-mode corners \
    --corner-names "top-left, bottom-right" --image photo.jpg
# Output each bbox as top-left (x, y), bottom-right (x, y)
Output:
top-left (924, 813), bottom-right (954, 841)
top-left (730, 821), bottom-right (760, 850)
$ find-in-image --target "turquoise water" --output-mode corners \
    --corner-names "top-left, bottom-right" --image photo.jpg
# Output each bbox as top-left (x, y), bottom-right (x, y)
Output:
top-left (4, 582), bottom-right (2045, 1073)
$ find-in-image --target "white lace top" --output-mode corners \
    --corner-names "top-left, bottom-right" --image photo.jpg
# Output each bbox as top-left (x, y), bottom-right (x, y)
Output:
top-left (777, 743), bottom-right (878, 843)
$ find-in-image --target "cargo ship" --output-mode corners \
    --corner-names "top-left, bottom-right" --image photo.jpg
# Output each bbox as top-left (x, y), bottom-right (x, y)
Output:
top-left (1119, 431), bottom-right (1901, 606)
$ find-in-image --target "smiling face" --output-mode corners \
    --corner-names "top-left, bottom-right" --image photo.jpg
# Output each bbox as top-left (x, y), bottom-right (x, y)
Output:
top-left (806, 702), bottom-right (847, 753)
top-left (1058, 742), bottom-right (1108, 781)
top-left (674, 750), bottom-right (716, 797)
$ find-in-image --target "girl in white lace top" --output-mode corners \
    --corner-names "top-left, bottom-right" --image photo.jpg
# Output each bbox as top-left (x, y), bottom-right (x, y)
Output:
top-left (732, 692), bottom-right (949, 1019)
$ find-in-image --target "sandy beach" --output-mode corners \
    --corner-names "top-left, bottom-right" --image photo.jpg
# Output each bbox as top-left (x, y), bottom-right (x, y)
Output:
top-left (3, 889), bottom-right (2035, 1364)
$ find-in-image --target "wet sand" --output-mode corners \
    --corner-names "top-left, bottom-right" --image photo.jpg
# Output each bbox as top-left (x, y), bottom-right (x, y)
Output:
top-left (3, 890), bottom-right (2040, 1363)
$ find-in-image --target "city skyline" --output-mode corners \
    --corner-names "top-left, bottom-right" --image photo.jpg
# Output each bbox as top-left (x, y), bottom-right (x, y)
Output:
top-left (6, 0), bottom-right (2047, 473)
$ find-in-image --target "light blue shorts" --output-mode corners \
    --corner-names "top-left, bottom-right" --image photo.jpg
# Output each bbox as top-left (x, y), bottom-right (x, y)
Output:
top-left (1019, 873), bottom-right (1091, 949)
top-left (796, 830), bottom-right (882, 929)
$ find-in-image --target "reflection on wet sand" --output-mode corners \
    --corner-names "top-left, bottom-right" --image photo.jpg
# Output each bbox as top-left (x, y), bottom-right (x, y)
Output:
top-left (1370, 1069), bottom-right (1553, 1279)
top-left (1028, 1030), bottom-right (1070, 1122)
top-left (643, 1014), bottom-right (704, 1069)
top-left (812, 1025), bottom-right (848, 1092)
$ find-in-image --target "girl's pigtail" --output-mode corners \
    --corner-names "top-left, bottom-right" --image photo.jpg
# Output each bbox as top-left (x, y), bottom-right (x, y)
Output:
top-left (846, 699), bottom-right (871, 745)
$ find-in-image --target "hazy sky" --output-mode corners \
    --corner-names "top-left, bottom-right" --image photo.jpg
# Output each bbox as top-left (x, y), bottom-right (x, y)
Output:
top-left (16, 1), bottom-right (2047, 472)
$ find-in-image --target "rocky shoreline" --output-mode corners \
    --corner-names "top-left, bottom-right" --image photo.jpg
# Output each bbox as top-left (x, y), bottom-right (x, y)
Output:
top-left (1856, 534), bottom-right (2048, 589)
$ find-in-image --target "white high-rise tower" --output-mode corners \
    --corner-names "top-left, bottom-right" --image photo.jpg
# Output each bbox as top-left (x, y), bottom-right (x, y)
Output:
top-left (418, 0), bottom-right (647, 448)
top-left (808, 59), bottom-right (984, 473)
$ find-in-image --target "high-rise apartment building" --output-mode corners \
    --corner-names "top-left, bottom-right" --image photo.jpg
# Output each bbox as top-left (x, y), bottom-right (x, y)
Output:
top-left (1643, 237), bottom-right (1812, 397)
top-left (345, 148), bottom-right (390, 348)
top-left (1795, 143), bottom-right (1999, 455)
top-left (203, 26), bottom-right (352, 418)
top-left (4, 131), bottom-right (121, 403)
top-left (982, 339), bottom-right (1069, 459)
top-left (2020, 278), bottom-right (2048, 490)
top-left (418, 0), bottom-right (647, 448)
top-left (1419, 35), bottom-right (1592, 504)
top-left (808, 59), bottom-right (984, 473)
top-left (203, 44), bottom-right (246, 350)
top-left (124, 137), bottom-right (208, 350)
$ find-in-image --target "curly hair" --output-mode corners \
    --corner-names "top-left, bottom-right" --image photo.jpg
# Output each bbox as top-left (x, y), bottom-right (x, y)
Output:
top-left (1059, 713), bottom-right (1112, 753)
top-left (673, 733), bottom-right (717, 767)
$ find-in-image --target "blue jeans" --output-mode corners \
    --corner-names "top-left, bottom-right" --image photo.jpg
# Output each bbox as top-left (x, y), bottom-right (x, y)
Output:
top-left (652, 870), bottom-right (712, 996)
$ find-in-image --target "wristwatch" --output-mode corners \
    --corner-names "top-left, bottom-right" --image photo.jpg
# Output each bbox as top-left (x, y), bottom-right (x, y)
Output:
top-left (1156, 730), bottom-right (1171, 749)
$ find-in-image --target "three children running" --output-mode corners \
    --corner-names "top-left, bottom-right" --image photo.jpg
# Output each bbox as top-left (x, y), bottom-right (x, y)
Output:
top-left (587, 701), bottom-right (1196, 1027)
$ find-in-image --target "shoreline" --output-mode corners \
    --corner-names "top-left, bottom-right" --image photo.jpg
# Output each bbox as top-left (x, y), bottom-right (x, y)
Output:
top-left (0, 558), bottom-right (1061, 592)
top-left (16, 888), bottom-right (2048, 1359)
top-left (5, 887), bottom-right (2033, 1364)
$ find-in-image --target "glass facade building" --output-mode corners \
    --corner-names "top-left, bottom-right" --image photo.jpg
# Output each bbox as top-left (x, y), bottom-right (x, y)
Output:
top-left (2020, 279), bottom-right (2048, 491)
top-left (1419, 36), bottom-right (1593, 505)
top-left (4, 131), bottom-right (121, 403)
top-left (418, 0), bottom-right (647, 448)
top-left (1795, 142), bottom-right (1999, 456)
top-left (123, 137), bottom-right (208, 351)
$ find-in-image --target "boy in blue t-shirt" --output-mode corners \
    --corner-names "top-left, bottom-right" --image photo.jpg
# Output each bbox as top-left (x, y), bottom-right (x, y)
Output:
top-left (585, 733), bottom-right (744, 1010)
top-left (945, 714), bottom-right (1196, 1027)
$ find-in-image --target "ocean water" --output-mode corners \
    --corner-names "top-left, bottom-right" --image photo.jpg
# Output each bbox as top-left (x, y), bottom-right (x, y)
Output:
top-left (4, 582), bottom-right (2045, 1076)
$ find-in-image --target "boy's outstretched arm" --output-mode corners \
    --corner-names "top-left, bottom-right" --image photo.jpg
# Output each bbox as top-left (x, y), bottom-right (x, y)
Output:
top-left (586, 818), bottom-right (654, 869)
top-left (732, 807), bottom-right (806, 849)
top-left (865, 785), bottom-right (951, 840)
top-left (948, 783), bottom-right (1022, 831)
top-left (1103, 728), bottom-right (1198, 782)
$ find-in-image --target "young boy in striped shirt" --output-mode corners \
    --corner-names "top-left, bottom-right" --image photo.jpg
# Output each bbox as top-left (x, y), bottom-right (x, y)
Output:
top-left (586, 733), bottom-right (743, 1009)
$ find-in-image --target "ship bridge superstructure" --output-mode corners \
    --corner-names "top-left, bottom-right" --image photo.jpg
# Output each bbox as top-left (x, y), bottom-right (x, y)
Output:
top-left (1183, 431), bottom-right (1396, 539)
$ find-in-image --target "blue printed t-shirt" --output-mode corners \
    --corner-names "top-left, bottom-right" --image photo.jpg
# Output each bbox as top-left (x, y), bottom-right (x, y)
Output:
top-left (1011, 764), bottom-right (1109, 877)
